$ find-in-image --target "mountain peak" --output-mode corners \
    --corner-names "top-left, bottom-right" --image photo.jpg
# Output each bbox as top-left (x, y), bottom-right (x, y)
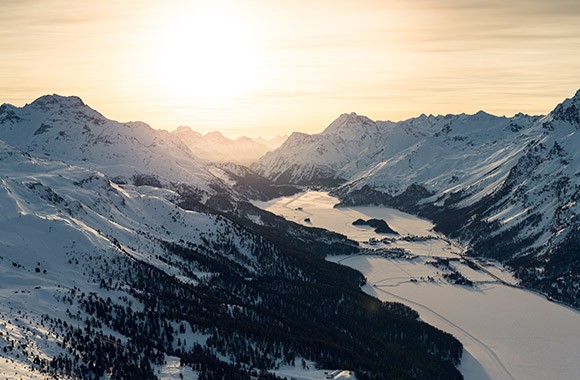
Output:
top-left (28, 94), bottom-right (86, 109)
top-left (338, 112), bottom-right (364, 122)
top-left (175, 125), bottom-right (192, 133)
top-left (474, 110), bottom-right (491, 117)
top-left (323, 112), bottom-right (377, 136)
top-left (235, 136), bottom-right (253, 143)
top-left (205, 131), bottom-right (226, 139)
top-left (173, 126), bottom-right (203, 138)
top-left (550, 88), bottom-right (580, 128)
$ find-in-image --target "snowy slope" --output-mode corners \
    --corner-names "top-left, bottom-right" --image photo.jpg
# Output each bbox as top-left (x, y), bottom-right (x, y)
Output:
top-left (254, 110), bottom-right (540, 197)
top-left (172, 126), bottom-right (286, 166)
top-left (254, 89), bottom-right (580, 307)
top-left (459, 91), bottom-right (580, 305)
top-left (0, 143), bottom-right (275, 297)
top-left (254, 113), bottom-right (384, 185)
top-left (341, 112), bottom-right (540, 203)
top-left (0, 138), bottom-right (284, 378)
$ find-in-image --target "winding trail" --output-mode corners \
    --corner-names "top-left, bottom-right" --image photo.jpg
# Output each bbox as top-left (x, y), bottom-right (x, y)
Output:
top-left (338, 251), bottom-right (515, 380)
top-left (370, 283), bottom-right (515, 380)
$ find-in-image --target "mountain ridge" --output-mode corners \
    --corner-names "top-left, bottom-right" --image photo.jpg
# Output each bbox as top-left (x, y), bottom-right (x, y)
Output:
top-left (254, 89), bottom-right (580, 307)
top-left (0, 94), bottom-right (463, 379)
top-left (171, 125), bottom-right (287, 166)
top-left (0, 94), bottom-right (299, 205)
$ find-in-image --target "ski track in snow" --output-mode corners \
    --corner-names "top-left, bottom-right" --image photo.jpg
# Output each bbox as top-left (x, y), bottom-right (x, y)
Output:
top-left (337, 251), bottom-right (515, 379)
top-left (370, 279), bottom-right (514, 380)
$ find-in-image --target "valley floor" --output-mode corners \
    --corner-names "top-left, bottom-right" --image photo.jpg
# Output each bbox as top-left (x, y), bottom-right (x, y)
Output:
top-left (255, 191), bottom-right (580, 380)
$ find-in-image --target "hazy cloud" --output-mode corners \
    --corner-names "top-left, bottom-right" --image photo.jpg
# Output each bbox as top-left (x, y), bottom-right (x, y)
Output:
top-left (1, 0), bottom-right (579, 135)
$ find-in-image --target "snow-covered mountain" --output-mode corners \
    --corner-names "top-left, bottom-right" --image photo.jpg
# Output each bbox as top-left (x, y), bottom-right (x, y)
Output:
top-left (0, 95), bottom-right (297, 205)
top-left (254, 90), bottom-right (580, 307)
top-left (254, 135), bottom-right (288, 150)
top-left (253, 110), bottom-right (540, 194)
top-left (172, 126), bottom-right (287, 166)
top-left (0, 95), bottom-right (463, 379)
top-left (0, 95), bottom-right (218, 191)
top-left (254, 113), bottom-right (385, 185)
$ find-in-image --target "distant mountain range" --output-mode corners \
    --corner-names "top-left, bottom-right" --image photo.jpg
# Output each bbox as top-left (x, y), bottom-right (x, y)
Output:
top-left (254, 90), bottom-right (580, 308)
top-left (0, 94), bottom-right (463, 379)
top-left (172, 126), bottom-right (287, 166)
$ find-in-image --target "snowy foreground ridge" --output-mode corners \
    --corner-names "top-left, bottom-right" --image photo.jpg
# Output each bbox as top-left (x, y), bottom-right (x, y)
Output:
top-left (0, 95), bottom-right (464, 379)
top-left (257, 191), bottom-right (580, 380)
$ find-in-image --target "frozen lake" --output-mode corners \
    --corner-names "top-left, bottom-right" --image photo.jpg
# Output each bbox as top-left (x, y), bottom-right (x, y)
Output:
top-left (255, 191), bottom-right (580, 380)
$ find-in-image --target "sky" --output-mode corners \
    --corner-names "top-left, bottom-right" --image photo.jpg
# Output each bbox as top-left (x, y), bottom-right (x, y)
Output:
top-left (1, 0), bottom-right (580, 138)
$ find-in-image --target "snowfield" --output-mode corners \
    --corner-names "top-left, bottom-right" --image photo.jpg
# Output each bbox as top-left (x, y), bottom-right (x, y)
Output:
top-left (257, 191), bottom-right (580, 380)
top-left (0, 138), bottom-right (274, 378)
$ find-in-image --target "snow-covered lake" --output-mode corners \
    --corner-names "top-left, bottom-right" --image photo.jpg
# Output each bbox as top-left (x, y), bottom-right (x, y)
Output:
top-left (255, 191), bottom-right (580, 380)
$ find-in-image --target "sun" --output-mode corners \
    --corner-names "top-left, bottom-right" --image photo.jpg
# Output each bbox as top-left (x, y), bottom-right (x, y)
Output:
top-left (151, 5), bottom-right (261, 104)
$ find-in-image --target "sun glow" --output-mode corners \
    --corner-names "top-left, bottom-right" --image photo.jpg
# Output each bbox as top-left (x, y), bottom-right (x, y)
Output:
top-left (151, 5), bottom-right (262, 104)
